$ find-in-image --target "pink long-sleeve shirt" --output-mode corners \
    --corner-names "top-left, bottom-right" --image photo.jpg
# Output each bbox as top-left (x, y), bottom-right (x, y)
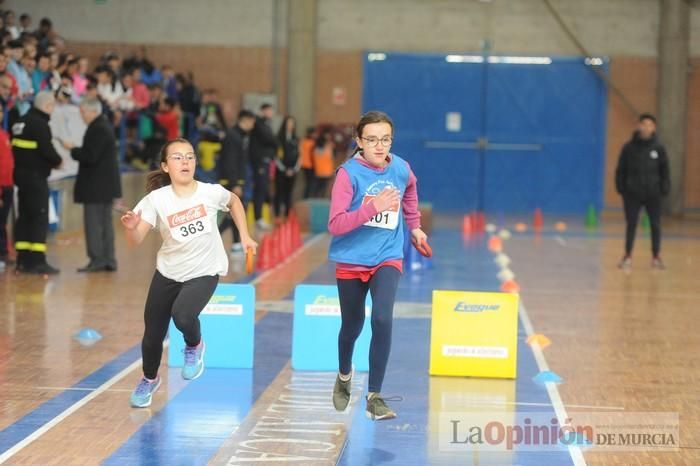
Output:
top-left (328, 154), bottom-right (421, 279)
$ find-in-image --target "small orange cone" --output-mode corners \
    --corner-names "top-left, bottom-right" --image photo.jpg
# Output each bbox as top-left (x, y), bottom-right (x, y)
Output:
top-left (515, 222), bottom-right (528, 233)
top-left (527, 334), bottom-right (552, 348)
top-left (462, 214), bottom-right (473, 234)
top-left (488, 235), bottom-right (503, 253)
top-left (501, 279), bottom-right (520, 293)
top-left (533, 208), bottom-right (543, 230)
top-left (477, 211), bottom-right (486, 232)
top-left (257, 235), bottom-right (271, 270)
top-left (291, 215), bottom-right (302, 249)
top-left (270, 227), bottom-right (281, 265)
top-left (283, 220), bottom-right (293, 255)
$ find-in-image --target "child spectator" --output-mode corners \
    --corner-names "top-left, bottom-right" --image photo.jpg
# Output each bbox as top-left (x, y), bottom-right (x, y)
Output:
top-left (161, 65), bottom-right (177, 101)
top-left (19, 14), bottom-right (31, 35)
top-left (313, 129), bottom-right (335, 197)
top-left (155, 97), bottom-right (180, 141)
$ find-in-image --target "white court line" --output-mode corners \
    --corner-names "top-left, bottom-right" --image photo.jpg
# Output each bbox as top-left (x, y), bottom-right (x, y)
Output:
top-left (0, 352), bottom-right (150, 464)
top-left (519, 303), bottom-right (587, 466)
top-left (0, 233), bottom-right (327, 463)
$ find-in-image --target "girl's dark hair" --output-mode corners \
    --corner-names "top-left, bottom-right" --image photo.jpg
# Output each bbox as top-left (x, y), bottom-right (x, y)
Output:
top-left (277, 115), bottom-right (297, 142)
top-left (145, 138), bottom-right (193, 193)
top-left (352, 110), bottom-right (394, 155)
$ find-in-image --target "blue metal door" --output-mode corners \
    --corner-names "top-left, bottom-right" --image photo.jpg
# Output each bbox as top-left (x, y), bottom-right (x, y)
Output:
top-left (363, 52), bottom-right (608, 214)
top-left (363, 53), bottom-right (484, 212)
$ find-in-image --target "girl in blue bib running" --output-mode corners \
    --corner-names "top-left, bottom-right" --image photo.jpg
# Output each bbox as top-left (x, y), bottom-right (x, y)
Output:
top-left (328, 111), bottom-right (428, 420)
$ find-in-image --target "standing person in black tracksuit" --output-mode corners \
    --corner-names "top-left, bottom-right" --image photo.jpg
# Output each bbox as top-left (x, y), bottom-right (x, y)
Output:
top-left (11, 91), bottom-right (62, 274)
top-left (249, 103), bottom-right (277, 230)
top-left (615, 113), bottom-right (671, 270)
top-left (274, 116), bottom-right (300, 221)
top-left (218, 109), bottom-right (256, 255)
top-left (61, 98), bottom-right (122, 272)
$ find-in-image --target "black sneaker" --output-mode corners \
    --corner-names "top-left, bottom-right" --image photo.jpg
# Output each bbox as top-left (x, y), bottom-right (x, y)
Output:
top-left (365, 394), bottom-right (401, 421)
top-left (332, 374), bottom-right (352, 411)
top-left (26, 263), bottom-right (60, 275)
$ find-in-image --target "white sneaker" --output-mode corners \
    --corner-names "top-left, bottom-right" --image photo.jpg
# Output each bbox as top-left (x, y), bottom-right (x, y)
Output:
top-left (230, 242), bottom-right (244, 255)
top-left (256, 219), bottom-right (271, 231)
top-left (0, 260), bottom-right (5, 272)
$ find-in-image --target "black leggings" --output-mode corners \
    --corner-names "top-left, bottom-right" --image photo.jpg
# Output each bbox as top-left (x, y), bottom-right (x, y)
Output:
top-left (274, 172), bottom-right (296, 218)
top-left (252, 166), bottom-right (269, 221)
top-left (141, 270), bottom-right (219, 379)
top-left (623, 195), bottom-right (662, 257)
top-left (337, 266), bottom-right (401, 393)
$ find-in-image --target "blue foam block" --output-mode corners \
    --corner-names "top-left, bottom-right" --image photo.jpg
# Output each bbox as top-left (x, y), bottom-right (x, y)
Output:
top-left (292, 284), bottom-right (371, 371)
top-left (168, 284), bottom-right (255, 369)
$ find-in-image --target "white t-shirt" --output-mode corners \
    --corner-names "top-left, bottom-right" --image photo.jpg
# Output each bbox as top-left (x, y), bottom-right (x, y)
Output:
top-left (134, 182), bottom-right (231, 282)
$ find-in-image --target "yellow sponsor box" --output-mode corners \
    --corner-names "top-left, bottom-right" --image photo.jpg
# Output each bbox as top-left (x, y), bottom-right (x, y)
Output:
top-left (430, 290), bottom-right (519, 378)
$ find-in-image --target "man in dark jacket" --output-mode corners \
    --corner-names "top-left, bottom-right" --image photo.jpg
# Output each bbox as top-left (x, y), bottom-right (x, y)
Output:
top-left (62, 98), bottom-right (122, 272)
top-left (249, 103), bottom-right (277, 230)
top-left (218, 109), bottom-right (255, 254)
top-left (615, 113), bottom-right (671, 270)
top-left (11, 91), bottom-right (62, 274)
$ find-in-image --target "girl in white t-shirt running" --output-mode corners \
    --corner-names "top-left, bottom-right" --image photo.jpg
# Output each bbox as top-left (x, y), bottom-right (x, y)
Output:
top-left (121, 138), bottom-right (257, 408)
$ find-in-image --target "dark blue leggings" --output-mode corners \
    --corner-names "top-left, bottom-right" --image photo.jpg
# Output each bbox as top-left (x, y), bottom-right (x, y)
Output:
top-left (337, 266), bottom-right (401, 393)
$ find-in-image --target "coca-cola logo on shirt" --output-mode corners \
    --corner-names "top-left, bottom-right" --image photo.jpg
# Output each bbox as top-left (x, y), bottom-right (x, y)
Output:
top-left (167, 204), bottom-right (206, 228)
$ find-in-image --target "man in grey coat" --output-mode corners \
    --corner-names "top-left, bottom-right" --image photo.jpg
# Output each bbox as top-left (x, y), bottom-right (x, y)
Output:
top-left (62, 98), bottom-right (122, 272)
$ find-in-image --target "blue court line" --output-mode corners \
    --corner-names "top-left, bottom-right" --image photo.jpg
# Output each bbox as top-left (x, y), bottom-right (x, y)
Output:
top-left (0, 344), bottom-right (142, 455)
top-left (103, 235), bottom-right (326, 465)
top-left (0, 234), bottom-right (320, 459)
top-left (103, 312), bottom-right (292, 466)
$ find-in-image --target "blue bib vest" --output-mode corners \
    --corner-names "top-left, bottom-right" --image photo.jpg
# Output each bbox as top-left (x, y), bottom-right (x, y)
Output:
top-left (329, 154), bottom-right (410, 266)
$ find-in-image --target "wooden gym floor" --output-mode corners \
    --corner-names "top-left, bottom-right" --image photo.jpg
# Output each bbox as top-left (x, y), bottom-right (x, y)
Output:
top-left (0, 213), bottom-right (699, 465)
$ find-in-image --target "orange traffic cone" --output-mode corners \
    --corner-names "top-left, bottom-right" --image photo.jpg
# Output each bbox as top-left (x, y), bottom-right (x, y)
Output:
top-left (291, 215), bottom-right (302, 249)
top-left (283, 220), bottom-right (293, 257)
top-left (257, 235), bottom-right (271, 270)
top-left (488, 235), bottom-right (503, 253)
top-left (476, 211), bottom-right (486, 232)
top-left (462, 214), bottom-right (473, 234)
top-left (270, 227), bottom-right (281, 265)
top-left (501, 279), bottom-right (520, 293)
top-left (533, 208), bottom-right (543, 230)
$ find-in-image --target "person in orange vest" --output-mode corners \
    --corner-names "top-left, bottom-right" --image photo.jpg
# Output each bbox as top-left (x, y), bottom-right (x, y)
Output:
top-left (300, 126), bottom-right (316, 199)
top-left (312, 129), bottom-right (335, 197)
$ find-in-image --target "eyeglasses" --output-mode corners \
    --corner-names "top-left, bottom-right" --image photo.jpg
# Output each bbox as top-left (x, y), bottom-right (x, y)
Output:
top-left (168, 153), bottom-right (196, 162)
top-left (361, 136), bottom-right (393, 147)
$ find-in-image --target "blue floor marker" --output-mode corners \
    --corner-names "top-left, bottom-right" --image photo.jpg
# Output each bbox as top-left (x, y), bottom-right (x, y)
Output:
top-left (533, 370), bottom-right (563, 385)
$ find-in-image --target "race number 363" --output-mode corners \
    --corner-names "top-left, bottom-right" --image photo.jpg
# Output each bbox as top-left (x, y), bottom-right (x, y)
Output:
top-left (362, 195), bottom-right (400, 230)
top-left (167, 204), bottom-right (212, 242)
